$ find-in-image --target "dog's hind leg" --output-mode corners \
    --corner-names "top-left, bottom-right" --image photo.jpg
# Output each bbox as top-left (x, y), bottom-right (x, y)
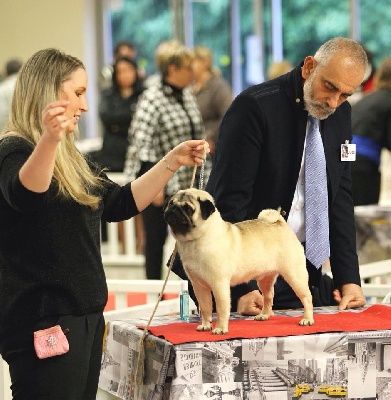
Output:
top-left (192, 282), bottom-right (213, 332)
top-left (254, 274), bottom-right (278, 321)
top-left (297, 290), bottom-right (314, 326)
top-left (282, 270), bottom-right (315, 326)
top-left (210, 280), bottom-right (232, 334)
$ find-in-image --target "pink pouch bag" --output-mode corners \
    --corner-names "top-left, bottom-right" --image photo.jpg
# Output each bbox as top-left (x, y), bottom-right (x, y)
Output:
top-left (33, 325), bottom-right (69, 359)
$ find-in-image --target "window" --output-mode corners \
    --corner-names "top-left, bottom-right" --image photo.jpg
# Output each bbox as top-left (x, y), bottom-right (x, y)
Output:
top-left (106, 0), bottom-right (391, 91)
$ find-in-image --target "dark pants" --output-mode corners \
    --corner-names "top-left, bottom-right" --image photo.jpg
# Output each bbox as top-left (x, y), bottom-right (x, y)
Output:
top-left (273, 271), bottom-right (337, 309)
top-left (1, 312), bottom-right (105, 400)
top-left (142, 203), bottom-right (168, 279)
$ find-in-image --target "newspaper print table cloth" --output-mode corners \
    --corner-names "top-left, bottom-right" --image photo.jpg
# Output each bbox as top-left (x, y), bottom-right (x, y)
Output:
top-left (99, 307), bottom-right (391, 400)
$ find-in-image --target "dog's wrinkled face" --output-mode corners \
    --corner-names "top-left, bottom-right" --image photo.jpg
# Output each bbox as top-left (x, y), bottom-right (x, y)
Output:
top-left (164, 188), bottom-right (216, 239)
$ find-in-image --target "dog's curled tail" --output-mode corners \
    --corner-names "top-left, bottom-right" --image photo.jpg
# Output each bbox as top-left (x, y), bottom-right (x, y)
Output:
top-left (258, 207), bottom-right (286, 224)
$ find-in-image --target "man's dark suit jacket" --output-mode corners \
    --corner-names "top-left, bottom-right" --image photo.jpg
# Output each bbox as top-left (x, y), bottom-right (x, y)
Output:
top-left (172, 62), bottom-right (361, 310)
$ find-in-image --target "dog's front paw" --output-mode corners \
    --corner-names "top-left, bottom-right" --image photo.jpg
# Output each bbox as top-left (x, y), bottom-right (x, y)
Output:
top-left (212, 327), bottom-right (228, 335)
top-left (196, 324), bottom-right (212, 332)
top-left (254, 313), bottom-right (271, 321)
top-left (299, 318), bottom-right (314, 326)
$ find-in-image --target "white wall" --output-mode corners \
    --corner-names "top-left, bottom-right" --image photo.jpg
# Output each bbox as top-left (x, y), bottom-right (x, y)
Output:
top-left (0, 0), bottom-right (85, 68)
top-left (0, 0), bottom-right (101, 139)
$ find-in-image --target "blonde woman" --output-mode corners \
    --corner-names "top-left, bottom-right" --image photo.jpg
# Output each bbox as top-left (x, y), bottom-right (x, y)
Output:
top-left (0, 48), bottom-right (208, 400)
top-left (192, 46), bottom-right (233, 155)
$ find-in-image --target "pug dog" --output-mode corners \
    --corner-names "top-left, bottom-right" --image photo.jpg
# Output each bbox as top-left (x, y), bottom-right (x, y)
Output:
top-left (164, 188), bottom-right (314, 334)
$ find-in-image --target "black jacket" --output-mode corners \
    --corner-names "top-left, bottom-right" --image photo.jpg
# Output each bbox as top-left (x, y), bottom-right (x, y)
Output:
top-left (98, 83), bottom-right (144, 171)
top-left (0, 136), bottom-right (139, 347)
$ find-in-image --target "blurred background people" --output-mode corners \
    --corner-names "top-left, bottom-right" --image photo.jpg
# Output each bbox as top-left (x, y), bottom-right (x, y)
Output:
top-left (114, 41), bottom-right (138, 59)
top-left (98, 56), bottom-right (145, 254)
top-left (351, 56), bottom-right (391, 206)
top-left (361, 46), bottom-right (377, 94)
top-left (0, 58), bottom-right (23, 129)
top-left (98, 56), bottom-right (144, 172)
top-left (266, 59), bottom-right (293, 80)
top-left (192, 46), bottom-right (233, 156)
top-left (125, 40), bottom-right (208, 279)
top-left (142, 39), bottom-right (178, 88)
top-left (100, 41), bottom-right (145, 89)
top-left (349, 45), bottom-right (377, 105)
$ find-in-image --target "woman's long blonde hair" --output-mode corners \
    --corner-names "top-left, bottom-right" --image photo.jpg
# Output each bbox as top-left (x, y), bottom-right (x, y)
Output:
top-left (1, 48), bottom-right (103, 209)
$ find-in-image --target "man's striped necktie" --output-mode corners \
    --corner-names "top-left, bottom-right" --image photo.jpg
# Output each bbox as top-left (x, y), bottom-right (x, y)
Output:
top-left (305, 116), bottom-right (330, 269)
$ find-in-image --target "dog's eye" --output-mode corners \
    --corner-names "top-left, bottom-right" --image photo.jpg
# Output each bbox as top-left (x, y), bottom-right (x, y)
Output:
top-left (183, 204), bottom-right (194, 215)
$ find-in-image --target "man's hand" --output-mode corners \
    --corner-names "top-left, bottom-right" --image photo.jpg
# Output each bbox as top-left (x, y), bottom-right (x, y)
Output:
top-left (237, 290), bottom-right (264, 315)
top-left (333, 283), bottom-right (366, 310)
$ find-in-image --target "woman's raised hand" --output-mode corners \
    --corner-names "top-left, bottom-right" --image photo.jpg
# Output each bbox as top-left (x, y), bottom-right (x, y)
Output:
top-left (41, 101), bottom-right (71, 142)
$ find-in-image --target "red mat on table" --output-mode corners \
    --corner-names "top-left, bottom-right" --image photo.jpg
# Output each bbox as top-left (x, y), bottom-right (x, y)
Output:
top-left (138, 305), bottom-right (391, 345)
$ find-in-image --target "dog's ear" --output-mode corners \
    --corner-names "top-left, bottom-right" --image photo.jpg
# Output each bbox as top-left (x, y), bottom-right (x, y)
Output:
top-left (199, 198), bottom-right (215, 220)
top-left (163, 196), bottom-right (172, 212)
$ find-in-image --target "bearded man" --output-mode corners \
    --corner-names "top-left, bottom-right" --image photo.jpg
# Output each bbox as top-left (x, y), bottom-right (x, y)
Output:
top-left (173, 37), bottom-right (368, 315)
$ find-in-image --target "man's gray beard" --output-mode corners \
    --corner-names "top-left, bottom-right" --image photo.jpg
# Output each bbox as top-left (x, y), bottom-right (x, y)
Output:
top-left (303, 75), bottom-right (335, 120)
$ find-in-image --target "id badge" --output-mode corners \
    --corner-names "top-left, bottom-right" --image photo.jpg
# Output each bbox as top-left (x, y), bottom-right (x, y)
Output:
top-left (341, 142), bottom-right (356, 161)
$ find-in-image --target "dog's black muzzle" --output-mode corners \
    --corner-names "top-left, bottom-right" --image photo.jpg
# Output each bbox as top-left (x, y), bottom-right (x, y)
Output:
top-left (164, 204), bottom-right (194, 235)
